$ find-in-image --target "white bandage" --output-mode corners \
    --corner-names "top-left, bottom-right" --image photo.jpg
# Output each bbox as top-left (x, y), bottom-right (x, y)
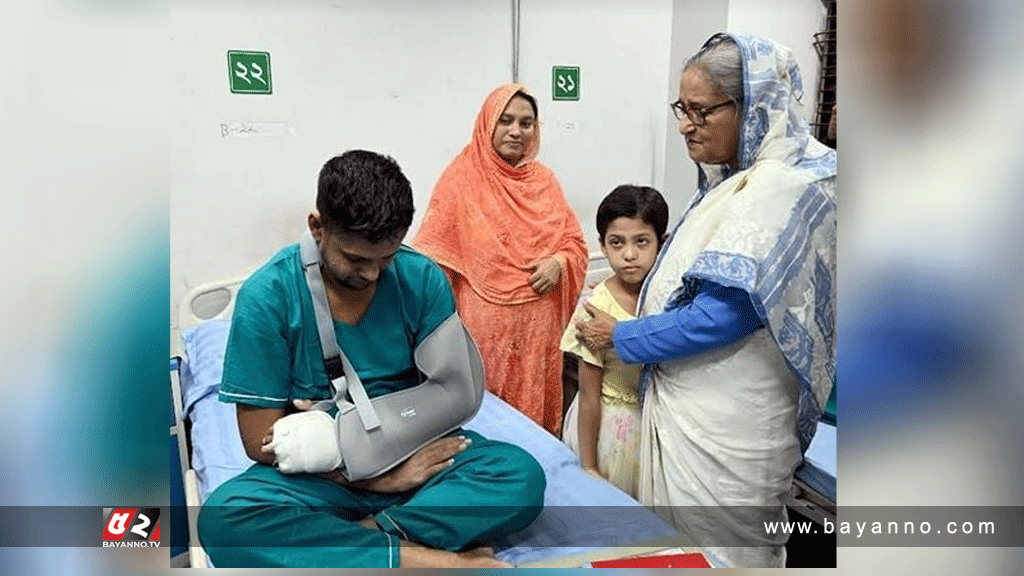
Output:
top-left (262, 411), bottom-right (343, 474)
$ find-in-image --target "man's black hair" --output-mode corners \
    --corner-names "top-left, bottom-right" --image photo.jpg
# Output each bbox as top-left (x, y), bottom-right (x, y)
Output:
top-left (316, 150), bottom-right (414, 242)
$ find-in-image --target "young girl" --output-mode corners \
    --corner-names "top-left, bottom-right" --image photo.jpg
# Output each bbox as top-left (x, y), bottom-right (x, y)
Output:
top-left (560, 185), bottom-right (668, 498)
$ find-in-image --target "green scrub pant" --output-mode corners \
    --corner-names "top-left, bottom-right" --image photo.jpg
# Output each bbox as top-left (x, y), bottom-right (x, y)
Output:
top-left (197, 430), bottom-right (545, 567)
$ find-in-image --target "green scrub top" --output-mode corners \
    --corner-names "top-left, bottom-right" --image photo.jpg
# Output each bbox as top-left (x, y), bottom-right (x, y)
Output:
top-left (219, 243), bottom-right (456, 407)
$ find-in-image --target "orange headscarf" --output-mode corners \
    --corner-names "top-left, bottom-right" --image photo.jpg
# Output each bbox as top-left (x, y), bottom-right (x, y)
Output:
top-left (413, 83), bottom-right (587, 322)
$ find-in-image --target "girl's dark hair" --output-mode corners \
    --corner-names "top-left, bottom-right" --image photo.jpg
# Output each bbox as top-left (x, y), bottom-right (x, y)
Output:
top-left (316, 150), bottom-right (414, 243)
top-left (596, 185), bottom-right (669, 246)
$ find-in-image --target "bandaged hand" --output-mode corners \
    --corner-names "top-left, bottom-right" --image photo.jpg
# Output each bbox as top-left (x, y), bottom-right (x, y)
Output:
top-left (261, 410), bottom-right (343, 474)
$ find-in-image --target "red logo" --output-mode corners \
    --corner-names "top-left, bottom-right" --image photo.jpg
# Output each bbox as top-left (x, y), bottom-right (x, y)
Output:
top-left (102, 508), bottom-right (162, 547)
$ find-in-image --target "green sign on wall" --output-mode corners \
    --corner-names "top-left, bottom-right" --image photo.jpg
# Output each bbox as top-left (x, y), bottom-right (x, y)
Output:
top-left (552, 66), bottom-right (579, 101)
top-left (228, 51), bottom-right (272, 95)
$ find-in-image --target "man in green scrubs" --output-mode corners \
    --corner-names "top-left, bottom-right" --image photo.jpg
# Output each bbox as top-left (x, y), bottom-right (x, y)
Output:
top-left (197, 150), bottom-right (545, 568)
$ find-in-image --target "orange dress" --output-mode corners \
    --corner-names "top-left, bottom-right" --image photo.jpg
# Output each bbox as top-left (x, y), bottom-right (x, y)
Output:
top-left (412, 83), bottom-right (588, 435)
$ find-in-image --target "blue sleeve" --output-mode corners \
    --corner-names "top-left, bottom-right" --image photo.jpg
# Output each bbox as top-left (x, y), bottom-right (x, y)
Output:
top-left (613, 279), bottom-right (763, 364)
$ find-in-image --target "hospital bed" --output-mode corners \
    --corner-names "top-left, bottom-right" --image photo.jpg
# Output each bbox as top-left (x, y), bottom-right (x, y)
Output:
top-left (169, 257), bottom-right (712, 568)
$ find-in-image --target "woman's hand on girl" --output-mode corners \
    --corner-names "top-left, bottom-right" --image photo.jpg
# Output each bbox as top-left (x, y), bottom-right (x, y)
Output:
top-left (528, 256), bottom-right (562, 295)
top-left (575, 301), bottom-right (617, 351)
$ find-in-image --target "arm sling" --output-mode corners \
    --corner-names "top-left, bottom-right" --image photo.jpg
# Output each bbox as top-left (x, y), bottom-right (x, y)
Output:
top-left (299, 230), bottom-right (485, 481)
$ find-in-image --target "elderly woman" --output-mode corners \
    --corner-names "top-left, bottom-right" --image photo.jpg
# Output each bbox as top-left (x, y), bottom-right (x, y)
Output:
top-left (413, 83), bottom-right (588, 435)
top-left (576, 33), bottom-right (836, 567)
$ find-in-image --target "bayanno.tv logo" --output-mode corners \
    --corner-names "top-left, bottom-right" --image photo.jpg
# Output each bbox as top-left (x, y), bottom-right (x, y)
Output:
top-left (102, 508), bottom-right (162, 548)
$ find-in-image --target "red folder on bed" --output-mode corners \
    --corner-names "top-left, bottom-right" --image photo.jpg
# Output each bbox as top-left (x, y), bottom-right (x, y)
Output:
top-left (589, 551), bottom-right (712, 568)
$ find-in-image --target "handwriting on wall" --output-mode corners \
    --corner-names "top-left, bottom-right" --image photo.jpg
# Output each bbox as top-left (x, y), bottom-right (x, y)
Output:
top-left (219, 122), bottom-right (288, 138)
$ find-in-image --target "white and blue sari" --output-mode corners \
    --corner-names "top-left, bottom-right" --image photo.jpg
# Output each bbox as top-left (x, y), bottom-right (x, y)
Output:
top-left (637, 33), bottom-right (836, 568)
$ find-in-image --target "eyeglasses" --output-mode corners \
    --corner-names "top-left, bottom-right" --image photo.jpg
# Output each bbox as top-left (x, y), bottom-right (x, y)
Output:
top-left (670, 100), bottom-right (735, 125)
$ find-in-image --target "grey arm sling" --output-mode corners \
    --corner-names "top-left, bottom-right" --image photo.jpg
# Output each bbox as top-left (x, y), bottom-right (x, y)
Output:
top-left (299, 230), bottom-right (485, 481)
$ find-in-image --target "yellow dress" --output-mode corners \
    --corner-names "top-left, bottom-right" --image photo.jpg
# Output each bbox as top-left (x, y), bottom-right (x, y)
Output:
top-left (559, 279), bottom-right (642, 499)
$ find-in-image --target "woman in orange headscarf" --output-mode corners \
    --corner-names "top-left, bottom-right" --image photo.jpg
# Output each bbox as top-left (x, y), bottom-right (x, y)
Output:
top-left (413, 83), bottom-right (588, 435)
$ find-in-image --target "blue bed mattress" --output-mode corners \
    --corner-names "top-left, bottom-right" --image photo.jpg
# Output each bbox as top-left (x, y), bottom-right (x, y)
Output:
top-left (178, 319), bottom-right (682, 567)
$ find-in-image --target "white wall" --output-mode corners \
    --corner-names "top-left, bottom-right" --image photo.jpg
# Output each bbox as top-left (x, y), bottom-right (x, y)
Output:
top-left (518, 0), bottom-right (674, 247)
top-left (171, 0), bottom-right (825, 328)
top-left (171, 0), bottom-right (675, 325)
top-left (171, 0), bottom-right (511, 322)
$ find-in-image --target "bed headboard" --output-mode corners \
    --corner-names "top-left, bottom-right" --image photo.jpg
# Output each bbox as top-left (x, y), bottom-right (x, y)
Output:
top-left (171, 275), bottom-right (249, 358)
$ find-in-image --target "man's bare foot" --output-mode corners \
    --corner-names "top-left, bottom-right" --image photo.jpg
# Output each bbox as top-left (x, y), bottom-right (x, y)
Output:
top-left (461, 546), bottom-right (494, 558)
top-left (356, 516), bottom-right (379, 531)
top-left (401, 543), bottom-right (511, 567)
top-left (361, 516), bottom-right (510, 567)
top-left (456, 546), bottom-right (511, 567)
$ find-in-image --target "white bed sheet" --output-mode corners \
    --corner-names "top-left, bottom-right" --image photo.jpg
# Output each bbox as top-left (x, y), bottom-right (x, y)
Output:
top-left (794, 422), bottom-right (837, 503)
top-left (805, 422), bottom-right (837, 478)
